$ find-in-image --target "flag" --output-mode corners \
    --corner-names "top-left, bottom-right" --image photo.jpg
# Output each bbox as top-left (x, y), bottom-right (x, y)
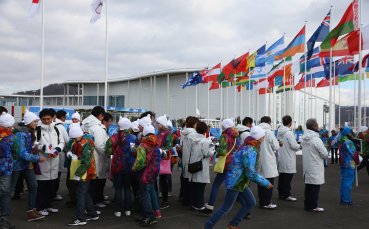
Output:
top-left (320, 33), bottom-right (353, 57)
top-left (316, 77), bottom-right (338, 88)
top-left (255, 78), bottom-right (269, 89)
top-left (275, 26), bottom-right (306, 60)
top-left (276, 84), bottom-right (293, 93)
top-left (301, 47), bottom-right (330, 72)
top-left (321, 0), bottom-right (359, 49)
top-left (202, 63), bottom-right (221, 83)
top-left (323, 56), bottom-right (354, 78)
top-left (306, 65), bottom-right (327, 80)
top-left (255, 44), bottom-right (267, 67)
top-left (307, 10), bottom-right (331, 59)
top-left (209, 81), bottom-right (220, 90)
top-left (180, 72), bottom-right (203, 89)
top-left (217, 72), bottom-right (226, 83)
top-left (347, 24), bottom-right (369, 54)
top-left (90, 0), bottom-right (105, 24)
top-left (222, 52), bottom-right (249, 79)
top-left (251, 65), bottom-right (273, 79)
top-left (265, 36), bottom-right (285, 64)
top-left (247, 53), bottom-right (256, 69)
top-left (29, 0), bottom-right (41, 17)
top-left (236, 76), bottom-right (253, 86)
top-left (259, 88), bottom-right (272, 95)
top-left (294, 76), bottom-right (316, 90)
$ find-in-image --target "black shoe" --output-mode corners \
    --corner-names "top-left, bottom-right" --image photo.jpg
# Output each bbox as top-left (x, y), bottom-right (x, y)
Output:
top-left (86, 215), bottom-right (99, 221)
top-left (196, 208), bottom-right (212, 216)
top-left (68, 219), bottom-right (87, 226)
top-left (139, 217), bottom-right (157, 227)
top-left (244, 212), bottom-right (252, 220)
top-left (160, 202), bottom-right (169, 210)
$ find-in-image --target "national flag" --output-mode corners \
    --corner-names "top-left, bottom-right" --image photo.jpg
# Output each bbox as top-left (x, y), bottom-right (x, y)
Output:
top-left (306, 10), bottom-right (331, 59)
top-left (255, 44), bottom-right (267, 67)
top-left (323, 56), bottom-right (355, 78)
top-left (301, 47), bottom-right (330, 72)
top-left (321, 0), bottom-right (359, 49)
top-left (29, 0), bottom-right (41, 17)
top-left (294, 76), bottom-right (316, 90)
top-left (202, 63), bottom-right (221, 83)
top-left (338, 73), bottom-right (369, 83)
top-left (254, 78), bottom-right (269, 89)
top-left (346, 24), bottom-right (369, 54)
top-left (320, 33), bottom-right (353, 57)
top-left (246, 53), bottom-right (256, 69)
top-left (275, 26), bottom-right (306, 60)
top-left (265, 36), bottom-right (285, 64)
top-left (180, 72), bottom-right (203, 89)
top-left (251, 65), bottom-right (273, 79)
top-left (259, 88), bottom-right (272, 95)
top-left (90, 0), bottom-right (105, 24)
top-left (276, 83), bottom-right (293, 94)
top-left (236, 76), bottom-right (255, 86)
top-left (306, 65), bottom-right (327, 80)
top-left (267, 62), bottom-right (292, 87)
top-left (222, 52), bottom-right (249, 79)
top-left (316, 77), bottom-right (338, 88)
top-left (209, 81), bottom-right (220, 90)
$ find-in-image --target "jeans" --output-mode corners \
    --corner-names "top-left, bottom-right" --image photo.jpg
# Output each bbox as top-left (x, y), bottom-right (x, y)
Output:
top-left (76, 180), bottom-right (97, 221)
top-left (159, 174), bottom-right (169, 202)
top-left (207, 172), bottom-right (227, 206)
top-left (10, 169), bottom-right (38, 210)
top-left (52, 172), bottom-right (61, 199)
top-left (330, 148), bottom-right (338, 164)
top-left (138, 183), bottom-right (158, 218)
top-left (114, 173), bottom-right (132, 212)
top-left (278, 173), bottom-right (294, 199)
top-left (258, 178), bottom-right (274, 206)
top-left (182, 178), bottom-right (191, 206)
top-left (191, 182), bottom-right (206, 209)
top-left (340, 168), bottom-right (355, 205)
top-left (89, 178), bottom-right (106, 204)
top-left (66, 170), bottom-right (77, 204)
top-left (36, 179), bottom-right (58, 210)
top-left (0, 175), bottom-right (11, 217)
top-left (357, 155), bottom-right (369, 175)
top-left (204, 187), bottom-right (256, 229)
top-left (13, 170), bottom-right (24, 197)
top-left (304, 184), bottom-right (320, 211)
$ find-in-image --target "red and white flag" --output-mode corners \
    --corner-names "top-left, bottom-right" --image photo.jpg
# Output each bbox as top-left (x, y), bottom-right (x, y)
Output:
top-left (29, 0), bottom-right (41, 17)
top-left (202, 63), bottom-right (221, 83)
top-left (90, 0), bottom-right (105, 24)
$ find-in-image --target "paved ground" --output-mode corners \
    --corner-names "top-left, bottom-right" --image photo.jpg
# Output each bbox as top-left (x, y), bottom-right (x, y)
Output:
top-left (9, 156), bottom-right (369, 229)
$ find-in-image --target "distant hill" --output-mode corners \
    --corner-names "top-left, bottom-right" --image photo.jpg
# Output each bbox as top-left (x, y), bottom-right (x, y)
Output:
top-left (13, 83), bottom-right (77, 96)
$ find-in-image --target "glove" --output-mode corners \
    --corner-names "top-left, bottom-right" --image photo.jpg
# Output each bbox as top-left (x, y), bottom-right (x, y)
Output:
top-left (171, 147), bottom-right (178, 157)
top-left (33, 142), bottom-right (40, 149)
top-left (160, 149), bottom-right (167, 158)
top-left (74, 176), bottom-right (80, 181)
top-left (130, 143), bottom-right (137, 152)
top-left (66, 151), bottom-right (73, 159)
top-left (72, 154), bottom-right (78, 160)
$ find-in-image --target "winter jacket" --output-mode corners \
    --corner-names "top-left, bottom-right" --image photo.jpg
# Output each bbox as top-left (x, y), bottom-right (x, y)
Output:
top-left (277, 125), bottom-right (301, 174)
top-left (55, 119), bottom-right (70, 173)
top-left (132, 134), bottom-right (159, 184)
top-left (157, 129), bottom-right (175, 160)
top-left (0, 127), bottom-right (18, 176)
top-left (12, 123), bottom-right (40, 172)
top-left (82, 115), bottom-right (109, 178)
top-left (301, 129), bottom-right (329, 185)
top-left (329, 134), bottom-right (339, 149)
top-left (226, 136), bottom-right (270, 192)
top-left (36, 122), bottom-right (65, 180)
top-left (106, 130), bottom-right (137, 175)
top-left (236, 124), bottom-right (250, 144)
top-left (338, 136), bottom-right (359, 169)
top-left (188, 133), bottom-right (214, 183)
top-left (295, 130), bottom-right (304, 143)
top-left (258, 123), bottom-right (280, 178)
top-left (358, 132), bottom-right (369, 156)
top-left (181, 128), bottom-right (197, 179)
top-left (215, 128), bottom-right (239, 172)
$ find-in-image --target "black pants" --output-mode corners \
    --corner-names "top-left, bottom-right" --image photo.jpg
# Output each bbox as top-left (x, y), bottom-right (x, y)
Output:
top-left (278, 173), bottom-right (294, 199)
top-left (36, 179), bottom-right (58, 210)
top-left (52, 172), bottom-right (62, 199)
top-left (331, 148), bottom-right (338, 164)
top-left (357, 155), bottom-right (369, 176)
top-left (258, 178), bottom-right (274, 206)
top-left (89, 178), bottom-right (106, 204)
top-left (13, 170), bottom-right (25, 197)
top-left (159, 175), bottom-right (169, 203)
top-left (304, 184), bottom-right (320, 211)
top-left (66, 170), bottom-right (78, 204)
top-left (182, 178), bottom-right (191, 206)
top-left (190, 182), bottom-right (206, 209)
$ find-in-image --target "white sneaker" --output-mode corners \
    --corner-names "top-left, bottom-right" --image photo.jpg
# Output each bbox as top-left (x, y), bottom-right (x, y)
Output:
top-left (39, 209), bottom-right (49, 216)
top-left (47, 208), bottom-right (59, 213)
top-left (205, 203), bottom-right (214, 210)
top-left (114, 212), bottom-right (121, 217)
top-left (285, 196), bottom-right (297, 201)
top-left (96, 210), bottom-right (101, 215)
top-left (95, 203), bottom-right (107, 208)
top-left (103, 195), bottom-right (109, 201)
top-left (168, 192), bottom-right (172, 197)
top-left (54, 194), bottom-right (63, 201)
top-left (262, 204), bottom-right (277, 209)
top-left (125, 211), bottom-right (131, 216)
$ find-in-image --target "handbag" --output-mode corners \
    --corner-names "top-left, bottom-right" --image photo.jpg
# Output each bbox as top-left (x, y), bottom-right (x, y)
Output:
top-left (188, 160), bottom-right (203, 173)
top-left (69, 159), bottom-right (87, 180)
top-left (213, 139), bottom-right (236, 174)
top-left (159, 159), bottom-right (172, 175)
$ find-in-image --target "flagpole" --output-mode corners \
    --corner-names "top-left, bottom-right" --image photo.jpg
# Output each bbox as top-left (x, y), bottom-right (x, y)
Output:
top-left (339, 82), bottom-right (341, 126)
top-left (220, 86), bottom-right (223, 120)
top-left (328, 6), bottom-right (333, 131)
top-left (196, 84), bottom-right (198, 117)
top-left (104, 0), bottom-right (109, 110)
top-left (240, 85), bottom-right (243, 119)
top-left (207, 82), bottom-right (210, 119)
top-left (354, 72), bottom-right (357, 129)
top-left (234, 77), bottom-right (237, 118)
top-left (248, 67), bottom-right (251, 117)
top-left (39, 0), bottom-right (45, 109)
top-left (226, 85), bottom-right (229, 118)
top-left (358, 0), bottom-right (363, 129)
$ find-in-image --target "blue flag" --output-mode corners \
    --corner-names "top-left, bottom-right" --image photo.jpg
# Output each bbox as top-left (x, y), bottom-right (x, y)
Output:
top-left (180, 72), bottom-right (203, 89)
top-left (307, 10), bottom-right (330, 60)
top-left (255, 44), bottom-right (266, 67)
top-left (300, 47), bottom-right (330, 72)
top-left (323, 56), bottom-right (354, 79)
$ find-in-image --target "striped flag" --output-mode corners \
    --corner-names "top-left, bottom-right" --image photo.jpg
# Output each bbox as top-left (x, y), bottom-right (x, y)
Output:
top-left (275, 26), bottom-right (305, 60)
top-left (29, 0), bottom-right (41, 17)
top-left (202, 63), bottom-right (221, 83)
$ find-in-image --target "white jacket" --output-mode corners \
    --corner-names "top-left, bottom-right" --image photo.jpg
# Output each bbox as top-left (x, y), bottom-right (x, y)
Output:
top-left (188, 133), bottom-right (214, 184)
top-left (36, 123), bottom-right (65, 180)
top-left (181, 127), bottom-right (197, 179)
top-left (301, 129), bottom-right (329, 185)
top-left (277, 126), bottom-right (301, 174)
top-left (257, 123), bottom-right (280, 178)
top-left (236, 124), bottom-right (250, 144)
top-left (82, 115), bottom-right (109, 178)
top-left (55, 118), bottom-right (70, 173)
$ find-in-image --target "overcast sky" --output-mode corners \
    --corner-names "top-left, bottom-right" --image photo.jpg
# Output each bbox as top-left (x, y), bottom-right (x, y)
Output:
top-left (0, 0), bottom-right (368, 105)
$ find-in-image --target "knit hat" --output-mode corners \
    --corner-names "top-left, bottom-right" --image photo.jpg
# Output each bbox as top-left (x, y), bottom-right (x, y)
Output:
top-left (131, 121), bottom-right (140, 133)
top-left (68, 123), bottom-right (84, 138)
top-left (250, 126), bottom-right (265, 140)
top-left (221, 119), bottom-right (235, 130)
top-left (143, 124), bottom-right (155, 136)
top-left (360, 126), bottom-right (368, 133)
top-left (0, 112), bottom-right (15, 128)
top-left (156, 115), bottom-right (168, 127)
top-left (340, 127), bottom-right (352, 137)
top-left (138, 114), bottom-right (151, 127)
top-left (23, 110), bottom-right (39, 125)
top-left (71, 112), bottom-right (81, 121)
top-left (118, 116), bottom-right (131, 130)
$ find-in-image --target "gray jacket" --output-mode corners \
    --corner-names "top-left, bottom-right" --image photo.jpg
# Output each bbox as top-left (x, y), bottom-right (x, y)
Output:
top-left (277, 126), bottom-right (301, 174)
top-left (258, 123), bottom-right (280, 178)
top-left (181, 128), bottom-right (197, 179)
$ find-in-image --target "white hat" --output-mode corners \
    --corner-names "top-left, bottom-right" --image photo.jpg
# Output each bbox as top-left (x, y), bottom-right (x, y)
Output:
top-left (156, 115), bottom-right (168, 127)
top-left (250, 126), bottom-right (265, 140)
top-left (0, 112), bottom-right (15, 128)
top-left (360, 126), bottom-right (368, 133)
top-left (68, 123), bottom-right (84, 138)
top-left (23, 110), bottom-right (39, 125)
top-left (131, 121), bottom-right (140, 133)
top-left (167, 120), bottom-right (173, 128)
top-left (71, 112), bottom-right (81, 121)
top-left (221, 118), bottom-right (235, 130)
top-left (143, 124), bottom-right (155, 136)
top-left (138, 114), bottom-right (151, 127)
top-left (118, 116), bottom-right (131, 130)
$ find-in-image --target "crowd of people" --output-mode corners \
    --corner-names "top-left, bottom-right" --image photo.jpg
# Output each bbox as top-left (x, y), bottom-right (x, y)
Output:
top-left (0, 104), bottom-right (368, 229)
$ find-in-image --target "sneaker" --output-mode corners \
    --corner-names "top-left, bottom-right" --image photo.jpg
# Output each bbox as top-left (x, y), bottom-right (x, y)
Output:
top-left (103, 200), bottom-right (111, 205)
top-left (114, 212), bottom-right (121, 217)
top-left (125, 211), bottom-right (131, 216)
top-left (160, 202), bottom-right (169, 210)
top-left (95, 203), bottom-right (106, 208)
top-left (196, 208), bottom-right (212, 216)
top-left (27, 209), bottom-right (45, 222)
top-left (47, 208), bottom-right (59, 213)
top-left (312, 207), bottom-right (324, 213)
top-left (86, 215), bottom-right (99, 221)
top-left (68, 219), bottom-right (87, 226)
top-left (54, 194), bottom-right (63, 201)
top-left (261, 204), bottom-right (277, 209)
top-left (227, 224), bottom-right (240, 229)
top-left (96, 210), bottom-right (101, 215)
top-left (139, 217), bottom-right (157, 226)
top-left (285, 196), bottom-right (297, 202)
top-left (243, 212), bottom-right (251, 220)
top-left (168, 192), bottom-right (172, 197)
top-left (39, 209), bottom-right (50, 216)
top-left (153, 210), bottom-right (161, 219)
top-left (204, 203), bottom-right (214, 211)
top-left (0, 217), bottom-right (15, 229)
top-left (103, 195), bottom-right (109, 201)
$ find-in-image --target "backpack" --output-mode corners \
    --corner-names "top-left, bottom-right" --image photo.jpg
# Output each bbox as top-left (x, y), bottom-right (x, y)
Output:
top-left (36, 125), bottom-right (60, 145)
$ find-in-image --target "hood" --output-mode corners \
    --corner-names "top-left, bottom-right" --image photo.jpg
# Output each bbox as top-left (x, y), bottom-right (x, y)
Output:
top-left (302, 129), bottom-right (320, 141)
top-left (236, 124), bottom-right (249, 133)
top-left (223, 127), bottom-right (239, 138)
top-left (182, 127), bottom-right (196, 136)
top-left (244, 136), bottom-right (258, 148)
top-left (277, 125), bottom-right (291, 137)
top-left (13, 122), bottom-right (30, 133)
top-left (192, 133), bottom-right (206, 143)
top-left (141, 134), bottom-right (157, 147)
top-left (55, 118), bottom-right (64, 124)
top-left (82, 115), bottom-right (101, 130)
top-left (39, 122), bottom-right (56, 130)
top-left (258, 123), bottom-right (272, 131)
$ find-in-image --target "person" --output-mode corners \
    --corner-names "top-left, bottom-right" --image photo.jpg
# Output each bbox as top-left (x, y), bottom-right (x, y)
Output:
top-left (82, 106), bottom-right (109, 209)
top-left (205, 119), bottom-right (239, 212)
top-left (106, 117), bottom-right (136, 217)
top-left (320, 129), bottom-right (330, 167)
top-left (329, 130), bottom-right (339, 164)
top-left (102, 113), bottom-right (113, 132)
top-left (35, 109), bottom-right (65, 216)
top-left (188, 121), bottom-right (214, 214)
top-left (301, 119), bottom-right (329, 212)
top-left (71, 112), bottom-right (81, 124)
top-left (277, 115), bottom-right (300, 202)
top-left (11, 111), bottom-right (46, 221)
top-left (295, 125), bottom-right (304, 144)
top-left (166, 120), bottom-right (179, 197)
top-left (132, 124), bottom-right (160, 226)
top-left (0, 112), bottom-right (17, 229)
top-left (236, 117), bottom-right (253, 144)
top-left (357, 126), bottom-right (369, 175)
top-left (66, 123), bottom-right (99, 226)
top-left (338, 127), bottom-right (360, 206)
top-left (0, 106), bottom-right (8, 113)
top-left (204, 126), bottom-right (273, 229)
top-left (258, 116), bottom-right (280, 209)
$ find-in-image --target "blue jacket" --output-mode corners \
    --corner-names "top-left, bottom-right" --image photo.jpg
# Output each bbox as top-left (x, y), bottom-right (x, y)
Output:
top-left (0, 127), bottom-right (17, 176)
top-left (329, 135), bottom-right (338, 149)
top-left (339, 138), bottom-right (357, 169)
